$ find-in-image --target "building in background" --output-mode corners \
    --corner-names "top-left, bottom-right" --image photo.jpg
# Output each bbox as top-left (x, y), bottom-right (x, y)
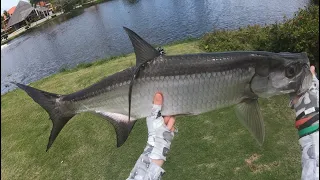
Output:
top-left (2, 6), bottom-right (16, 29)
top-left (7, 1), bottom-right (37, 30)
top-left (8, 6), bottom-right (17, 16)
top-left (37, 1), bottom-right (54, 13)
top-left (6, 0), bottom-right (52, 30)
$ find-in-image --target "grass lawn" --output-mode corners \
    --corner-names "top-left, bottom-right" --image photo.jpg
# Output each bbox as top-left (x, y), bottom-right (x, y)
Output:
top-left (1, 41), bottom-right (301, 180)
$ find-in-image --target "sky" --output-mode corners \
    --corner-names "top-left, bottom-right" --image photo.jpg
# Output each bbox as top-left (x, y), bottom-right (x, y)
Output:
top-left (1, 0), bottom-right (26, 13)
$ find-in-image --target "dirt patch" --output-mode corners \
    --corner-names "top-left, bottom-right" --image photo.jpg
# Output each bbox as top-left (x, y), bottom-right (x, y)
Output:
top-left (244, 154), bottom-right (280, 173)
top-left (245, 153), bottom-right (261, 164)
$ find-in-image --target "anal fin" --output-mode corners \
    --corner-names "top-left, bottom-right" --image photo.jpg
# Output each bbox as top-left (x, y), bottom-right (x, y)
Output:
top-left (235, 99), bottom-right (265, 145)
top-left (95, 111), bottom-right (136, 147)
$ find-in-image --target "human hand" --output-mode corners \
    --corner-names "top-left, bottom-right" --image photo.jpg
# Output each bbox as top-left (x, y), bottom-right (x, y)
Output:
top-left (144, 93), bottom-right (176, 166)
top-left (290, 66), bottom-right (319, 137)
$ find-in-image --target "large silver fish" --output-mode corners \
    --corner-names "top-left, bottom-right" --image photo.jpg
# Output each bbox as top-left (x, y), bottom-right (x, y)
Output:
top-left (13, 27), bottom-right (313, 151)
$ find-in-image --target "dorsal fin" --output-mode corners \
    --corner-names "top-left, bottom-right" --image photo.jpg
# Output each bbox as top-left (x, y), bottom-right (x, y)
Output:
top-left (123, 27), bottom-right (162, 122)
top-left (123, 27), bottom-right (160, 65)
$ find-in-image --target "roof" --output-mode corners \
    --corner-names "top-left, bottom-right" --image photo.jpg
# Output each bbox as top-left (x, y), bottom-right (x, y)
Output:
top-left (8, 6), bottom-right (16, 15)
top-left (20, 8), bottom-right (34, 19)
top-left (2, 6), bottom-right (16, 20)
top-left (7, 1), bottom-right (34, 27)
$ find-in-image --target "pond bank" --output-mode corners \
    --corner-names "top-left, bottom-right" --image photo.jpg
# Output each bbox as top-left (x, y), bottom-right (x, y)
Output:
top-left (1, 0), bottom-right (114, 45)
top-left (1, 12), bottom-right (64, 45)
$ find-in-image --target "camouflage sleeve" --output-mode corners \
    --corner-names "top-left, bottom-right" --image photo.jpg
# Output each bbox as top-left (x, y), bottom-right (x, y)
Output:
top-left (126, 154), bottom-right (165, 180)
top-left (127, 103), bottom-right (173, 180)
top-left (291, 74), bottom-right (319, 180)
top-left (299, 130), bottom-right (319, 180)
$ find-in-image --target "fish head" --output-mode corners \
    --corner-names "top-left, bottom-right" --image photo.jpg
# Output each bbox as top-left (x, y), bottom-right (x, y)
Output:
top-left (250, 52), bottom-right (312, 98)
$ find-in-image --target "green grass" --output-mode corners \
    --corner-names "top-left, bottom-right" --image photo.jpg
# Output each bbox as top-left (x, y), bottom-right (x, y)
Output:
top-left (58, 55), bottom-right (129, 73)
top-left (1, 41), bottom-right (301, 179)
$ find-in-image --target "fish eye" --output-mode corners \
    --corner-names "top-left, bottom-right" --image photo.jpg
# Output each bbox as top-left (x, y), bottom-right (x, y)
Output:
top-left (285, 64), bottom-right (297, 78)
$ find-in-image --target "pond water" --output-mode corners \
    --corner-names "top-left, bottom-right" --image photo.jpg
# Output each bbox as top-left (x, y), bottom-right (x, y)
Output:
top-left (1, 0), bottom-right (309, 94)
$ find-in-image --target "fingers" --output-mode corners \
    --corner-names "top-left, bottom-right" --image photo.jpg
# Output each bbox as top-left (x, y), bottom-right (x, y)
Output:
top-left (292, 96), bottom-right (300, 105)
top-left (153, 93), bottom-right (175, 132)
top-left (164, 116), bottom-right (170, 124)
top-left (168, 117), bottom-right (175, 132)
top-left (164, 116), bottom-right (175, 132)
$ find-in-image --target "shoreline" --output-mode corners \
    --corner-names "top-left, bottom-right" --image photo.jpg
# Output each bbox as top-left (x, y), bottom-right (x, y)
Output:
top-left (1, 0), bottom-right (113, 45)
top-left (1, 39), bottom-right (200, 96)
top-left (1, 12), bottom-right (63, 45)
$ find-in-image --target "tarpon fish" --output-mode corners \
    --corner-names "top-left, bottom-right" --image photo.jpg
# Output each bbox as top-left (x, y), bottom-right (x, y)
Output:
top-left (13, 27), bottom-right (313, 151)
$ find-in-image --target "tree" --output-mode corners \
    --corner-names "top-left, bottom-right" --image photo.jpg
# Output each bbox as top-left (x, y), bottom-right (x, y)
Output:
top-left (30, 0), bottom-right (41, 7)
top-left (29, 0), bottom-right (49, 7)
top-left (54, 0), bottom-right (79, 12)
top-left (1, 15), bottom-right (4, 29)
top-left (3, 10), bottom-right (10, 19)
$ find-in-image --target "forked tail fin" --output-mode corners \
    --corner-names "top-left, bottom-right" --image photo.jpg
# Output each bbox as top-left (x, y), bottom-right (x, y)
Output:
top-left (12, 82), bottom-right (75, 151)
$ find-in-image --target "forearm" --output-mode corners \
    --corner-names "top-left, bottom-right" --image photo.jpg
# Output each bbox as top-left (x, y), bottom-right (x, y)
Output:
top-left (127, 143), bottom-right (168, 180)
top-left (298, 112), bottom-right (319, 180)
top-left (293, 72), bottom-right (319, 180)
top-left (127, 98), bottom-right (174, 180)
top-left (299, 120), bottom-right (319, 180)
top-left (127, 154), bottom-right (165, 180)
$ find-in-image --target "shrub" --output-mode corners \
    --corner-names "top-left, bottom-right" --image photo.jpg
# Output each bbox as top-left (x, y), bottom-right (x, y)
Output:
top-left (262, 5), bottom-right (319, 66)
top-left (200, 25), bottom-right (269, 52)
top-left (200, 5), bottom-right (319, 67)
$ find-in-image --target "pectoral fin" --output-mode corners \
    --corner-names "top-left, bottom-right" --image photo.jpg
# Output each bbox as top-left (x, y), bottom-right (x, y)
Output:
top-left (95, 111), bottom-right (136, 147)
top-left (235, 99), bottom-right (265, 145)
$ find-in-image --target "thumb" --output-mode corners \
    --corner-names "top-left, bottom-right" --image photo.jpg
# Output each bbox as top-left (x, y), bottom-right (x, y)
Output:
top-left (153, 93), bottom-right (163, 106)
top-left (310, 65), bottom-right (316, 76)
top-left (149, 93), bottom-right (163, 118)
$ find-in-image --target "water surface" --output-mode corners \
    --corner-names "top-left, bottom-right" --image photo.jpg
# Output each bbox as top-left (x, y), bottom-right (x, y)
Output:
top-left (1, 0), bottom-right (309, 94)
